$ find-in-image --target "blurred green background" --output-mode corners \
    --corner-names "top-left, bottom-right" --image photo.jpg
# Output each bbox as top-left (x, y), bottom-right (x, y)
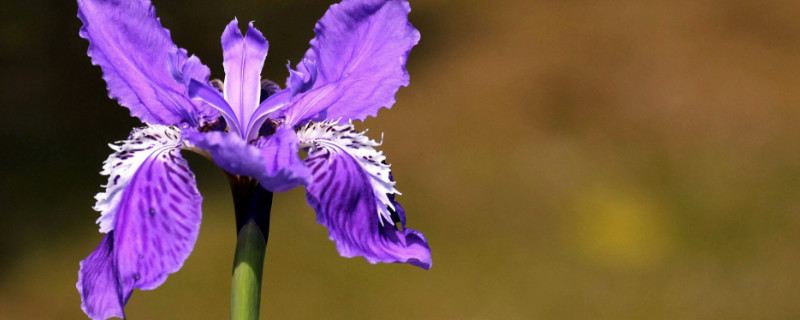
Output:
top-left (2, 0), bottom-right (800, 318)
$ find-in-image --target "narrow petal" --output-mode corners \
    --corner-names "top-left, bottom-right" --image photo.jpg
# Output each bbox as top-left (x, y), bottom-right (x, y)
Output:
top-left (77, 0), bottom-right (218, 126)
top-left (298, 121), bottom-right (431, 268)
top-left (222, 19), bottom-right (269, 132)
top-left (283, 0), bottom-right (420, 125)
top-left (187, 79), bottom-right (242, 136)
top-left (80, 125), bottom-right (203, 319)
top-left (246, 88), bottom-right (290, 141)
top-left (183, 127), bottom-right (309, 192)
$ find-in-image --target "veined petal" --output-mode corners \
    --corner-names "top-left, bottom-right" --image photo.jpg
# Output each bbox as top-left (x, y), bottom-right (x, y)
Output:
top-left (298, 121), bottom-right (431, 269)
top-left (94, 126), bottom-right (186, 232)
top-left (222, 19), bottom-right (269, 133)
top-left (283, 0), bottom-right (420, 126)
top-left (183, 127), bottom-right (309, 192)
top-left (79, 125), bottom-right (203, 320)
top-left (77, 0), bottom-right (218, 126)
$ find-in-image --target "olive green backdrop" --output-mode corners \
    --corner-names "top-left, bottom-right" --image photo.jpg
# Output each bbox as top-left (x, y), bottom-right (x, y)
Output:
top-left (2, 0), bottom-right (800, 318)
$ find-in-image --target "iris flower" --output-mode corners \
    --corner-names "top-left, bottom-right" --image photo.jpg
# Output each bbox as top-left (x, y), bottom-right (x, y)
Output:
top-left (75, 0), bottom-right (431, 319)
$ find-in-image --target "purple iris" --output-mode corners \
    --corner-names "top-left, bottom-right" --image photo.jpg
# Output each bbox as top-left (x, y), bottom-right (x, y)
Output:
top-left (75, 0), bottom-right (431, 319)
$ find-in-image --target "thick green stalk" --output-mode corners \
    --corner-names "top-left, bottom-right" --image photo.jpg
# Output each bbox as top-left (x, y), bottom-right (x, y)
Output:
top-left (231, 220), bottom-right (266, 320)
top-left (228, 176), bottom-right (273, 320)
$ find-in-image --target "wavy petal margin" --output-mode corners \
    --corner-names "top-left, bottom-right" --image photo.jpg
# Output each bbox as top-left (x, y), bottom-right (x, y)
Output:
top-left (283, 0), bottom-right (420, 126)
top-left (77, 0), bottom-right (218, 126)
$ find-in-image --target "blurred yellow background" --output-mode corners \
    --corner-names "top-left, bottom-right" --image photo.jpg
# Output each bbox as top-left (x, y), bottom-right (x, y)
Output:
top-left (2, 0), bottom-right (800, 318)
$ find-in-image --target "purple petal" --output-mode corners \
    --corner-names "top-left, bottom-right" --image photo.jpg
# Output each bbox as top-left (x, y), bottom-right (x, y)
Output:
top-left (77, 233), bottom-right (124, 320)
top-left (384, 197), bottom-right (431, 269)
top-left (77, 0), bottom-right (218, 126)
top-left (79, 125), bottom-right (203, 319)
top-left (246, 88), bottom-right (291, 141)
top-left (183, 127), bottom-right (309, 192)
top-left (112, 153), bottom-right (203, 291)
top-left (283, 0), bottom-right (420, 125)
top-left (169, 50), bottom-right (207, 89)
top-left (299, 122), bottom-right (431, 268)
top-left (255, 125), bottom-right (311, 192)
top-left (187, 79), bottom-right (242, 136)
top-left (222, 19), bottom-right (269, 133)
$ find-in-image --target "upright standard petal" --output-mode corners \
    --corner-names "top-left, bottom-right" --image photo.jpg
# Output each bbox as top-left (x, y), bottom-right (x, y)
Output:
top-left (183, 127), bottom-right (309, 192)
top-left (79, 125), bottom-right (203, 319)
top-left (77, 0), bottom-right (218, 126)
top-left (221, 19), bottom-right (270, 133)
top-left (297, 121), bottom-right (431, 269)
top-left (283, 0), bottom-right (420, 126)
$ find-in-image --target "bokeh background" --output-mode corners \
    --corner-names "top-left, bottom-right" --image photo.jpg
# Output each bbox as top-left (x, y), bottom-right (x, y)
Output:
top-left (2, 0), bottom-right (800, 318)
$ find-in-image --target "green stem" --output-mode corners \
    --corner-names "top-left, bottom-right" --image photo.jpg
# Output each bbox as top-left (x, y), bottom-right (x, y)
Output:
top-left (231, 220), bottom-right (266, 320)
top-left (228, 176), bottom-right (273, 320)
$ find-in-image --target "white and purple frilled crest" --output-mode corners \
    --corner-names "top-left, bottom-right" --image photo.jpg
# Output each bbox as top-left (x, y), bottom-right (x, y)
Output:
top-left (75, 0), bottom-right (431, 319)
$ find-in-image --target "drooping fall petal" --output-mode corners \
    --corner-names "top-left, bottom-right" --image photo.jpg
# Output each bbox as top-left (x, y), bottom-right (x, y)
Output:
top-left (79, 125), bottom-right (203, 320)
top-left (298, 121), bottom-right (431, 269)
